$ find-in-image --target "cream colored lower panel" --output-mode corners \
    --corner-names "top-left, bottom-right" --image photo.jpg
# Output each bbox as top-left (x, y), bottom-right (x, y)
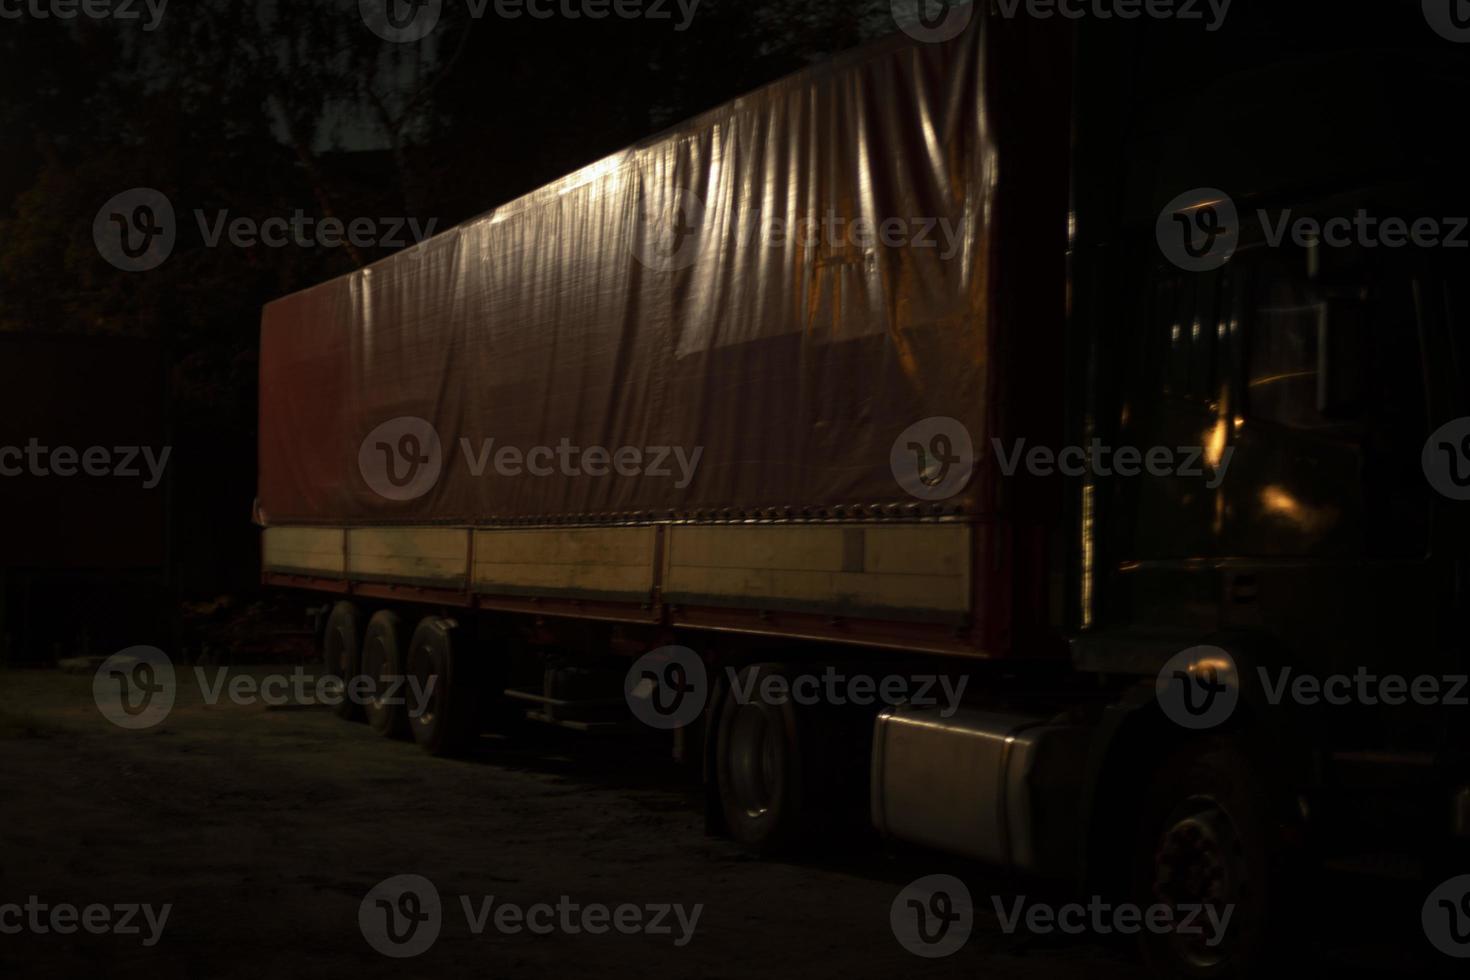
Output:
top-left (473, 527), bottom-right (656, 599)
top-left (664, 524), bottom-right (971, 618)
top-left (347, 527), bottom-right (468, 587)
top-left (262, 526), bottom-right (345, 577)
top-left (269, 523), bottom-right (968, 618)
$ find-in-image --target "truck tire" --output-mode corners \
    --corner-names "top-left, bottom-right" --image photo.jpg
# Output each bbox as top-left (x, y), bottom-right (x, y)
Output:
top-left (322, 601), bottom-right (363, 721)
top-left (1132, 737), bottom-right (1278, 979)
top-left (361, 610), bottom-right (411, 739)
top-left (406, 616), bottom-right (478, 757)
top-left (715, 663), bottom-right (809, 855)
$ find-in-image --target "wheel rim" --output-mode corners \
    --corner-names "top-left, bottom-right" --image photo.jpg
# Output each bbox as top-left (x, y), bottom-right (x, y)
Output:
top-left (1151, 797), bottom-right (1247, 969)
top-left (728, 704), bottom-right (779, 819)
top-left (365, 637), bottom-right (392, 713)
top-left (413, 644), bottom-right (440, 729)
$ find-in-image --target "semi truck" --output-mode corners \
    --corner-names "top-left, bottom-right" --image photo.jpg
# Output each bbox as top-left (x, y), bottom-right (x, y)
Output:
top-left (257, 6), bottom-right (1470, 974)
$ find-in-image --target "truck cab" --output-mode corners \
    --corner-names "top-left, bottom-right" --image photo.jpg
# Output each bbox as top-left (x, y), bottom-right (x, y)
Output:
top-left (1056, 15), bottom-right (1470, 973)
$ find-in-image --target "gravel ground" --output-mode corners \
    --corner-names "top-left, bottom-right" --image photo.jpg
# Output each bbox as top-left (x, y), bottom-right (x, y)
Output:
top-left (0, 665), bottom-right (1459, 979)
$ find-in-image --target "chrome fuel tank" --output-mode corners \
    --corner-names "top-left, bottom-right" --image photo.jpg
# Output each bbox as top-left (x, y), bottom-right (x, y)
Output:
top-left (871, 706), bottom-right (1088, 876)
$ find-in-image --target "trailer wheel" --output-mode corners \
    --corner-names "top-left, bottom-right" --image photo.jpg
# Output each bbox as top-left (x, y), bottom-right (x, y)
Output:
top-left (1132, 738), bottom-right (1276, 979)
top-left (361, 610), bottom-right (411, 739)
top-left (715, 663), bottom-right (808, 855)
top-left (406, 616), bottom-right (477, 757)
top-left (322, 601), bottom-right (363, 721)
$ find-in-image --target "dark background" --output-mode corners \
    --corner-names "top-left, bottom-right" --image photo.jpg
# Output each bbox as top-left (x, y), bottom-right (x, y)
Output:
top-left (0, 0), bottom-right (897, 660)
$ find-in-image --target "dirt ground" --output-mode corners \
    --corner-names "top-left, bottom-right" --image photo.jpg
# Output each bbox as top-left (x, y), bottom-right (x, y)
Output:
top-left (0, 664), bottom-right (1460, 979)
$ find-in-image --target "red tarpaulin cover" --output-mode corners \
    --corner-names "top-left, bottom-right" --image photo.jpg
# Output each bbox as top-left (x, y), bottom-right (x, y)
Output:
top-left (257, 16), bottom-right (1065, 527)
